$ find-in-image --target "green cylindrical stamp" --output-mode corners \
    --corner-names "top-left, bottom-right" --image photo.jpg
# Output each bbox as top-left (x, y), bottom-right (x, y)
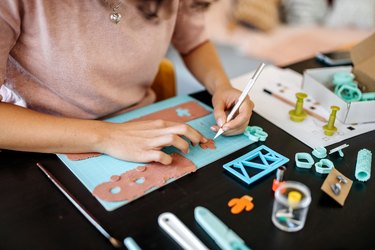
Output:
top-left (323, 106), bottom-right (340, 136)
top-left (289, 92), bottom-right (308, 122)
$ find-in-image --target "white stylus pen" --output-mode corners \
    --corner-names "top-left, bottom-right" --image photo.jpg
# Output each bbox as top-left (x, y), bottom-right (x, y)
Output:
top-left (213, 63), bottom-right (266, 140)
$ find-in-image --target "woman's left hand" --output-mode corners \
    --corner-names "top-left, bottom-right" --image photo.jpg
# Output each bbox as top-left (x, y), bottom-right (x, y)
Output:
top-left (210, 86), bottom-right (254, 136)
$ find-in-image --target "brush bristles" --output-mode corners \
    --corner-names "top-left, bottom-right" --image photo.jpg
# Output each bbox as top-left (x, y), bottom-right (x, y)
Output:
top-left (109, 237), bottom-right (123, 248)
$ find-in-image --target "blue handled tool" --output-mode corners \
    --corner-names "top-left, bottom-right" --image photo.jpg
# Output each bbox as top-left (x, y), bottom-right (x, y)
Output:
top-left (194, 206), bottom-right (251, 250)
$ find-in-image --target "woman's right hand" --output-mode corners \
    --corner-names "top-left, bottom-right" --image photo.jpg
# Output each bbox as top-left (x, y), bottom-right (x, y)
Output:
top-left (95, 119), bottom-right (207, 165)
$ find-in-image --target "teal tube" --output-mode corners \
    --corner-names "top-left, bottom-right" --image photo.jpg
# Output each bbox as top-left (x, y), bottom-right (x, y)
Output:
top-left (355, 149), bottom-right (372, 182)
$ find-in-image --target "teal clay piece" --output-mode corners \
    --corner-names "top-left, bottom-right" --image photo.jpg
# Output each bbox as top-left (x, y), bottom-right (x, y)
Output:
top-left (312, 147), bottom-right (327, 159)
top-left (295, 153), bottom-right (314, 169)
top-left (336, 84), bottom-right (362, 102)
top-left (244, 126), bottom-right (268, 142)
top-left (333, 72), bottom-right (355, 86)
top-left (332, 72), bottom-right (358, 95)
top-left (361, 92), bottom-right (375, 101)
top-left (315, 159), bottom-right (334, 174)
top-left (355, 149), bottom-right (372, 182)
top-left (334, 81), bottom-right (358, 95)
top-left (333, 71), bottom-right (357, 98)
top-left (331, 72), bottom-right (372, 103)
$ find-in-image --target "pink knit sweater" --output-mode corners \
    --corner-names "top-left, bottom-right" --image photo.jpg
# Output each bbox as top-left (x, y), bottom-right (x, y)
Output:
top-left (0, 0), bottom-right (207, 118)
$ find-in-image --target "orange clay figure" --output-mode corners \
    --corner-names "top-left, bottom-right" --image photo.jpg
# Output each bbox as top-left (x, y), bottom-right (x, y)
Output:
top-left (228, 195), bottom-right (254, 214)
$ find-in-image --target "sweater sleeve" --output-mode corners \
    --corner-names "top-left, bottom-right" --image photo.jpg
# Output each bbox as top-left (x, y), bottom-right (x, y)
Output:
top-left (171, 0), bottom-right (208, 55)
top-left (0, 0), bottom-right (21, 85)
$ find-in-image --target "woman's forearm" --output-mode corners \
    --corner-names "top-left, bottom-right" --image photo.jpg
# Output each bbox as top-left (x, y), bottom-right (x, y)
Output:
top-left (0, 102), bottom-right (104, 153)
top-left (181, 40), bottom-right (232, 94)
top-left (0, 102), bottom-right (208, 164)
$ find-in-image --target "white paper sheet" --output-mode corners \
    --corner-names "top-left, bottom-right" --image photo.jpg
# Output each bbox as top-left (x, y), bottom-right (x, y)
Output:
top-left (231, 65), bottom-right (375, 149)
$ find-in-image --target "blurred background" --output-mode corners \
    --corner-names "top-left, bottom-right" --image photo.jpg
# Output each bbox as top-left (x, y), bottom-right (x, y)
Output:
top-left (168, 0), bottom-right (375, 95)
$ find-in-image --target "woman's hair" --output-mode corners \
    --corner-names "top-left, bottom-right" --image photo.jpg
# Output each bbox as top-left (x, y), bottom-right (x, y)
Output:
top-left (137, 0), bottom-right (217, 20)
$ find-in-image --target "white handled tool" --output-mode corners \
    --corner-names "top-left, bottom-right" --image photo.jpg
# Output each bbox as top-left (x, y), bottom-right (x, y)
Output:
top-left (158, 212), bottom-right (208, 250)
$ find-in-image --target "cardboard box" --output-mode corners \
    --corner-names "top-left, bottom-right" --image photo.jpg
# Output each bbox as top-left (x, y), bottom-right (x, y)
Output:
top-left (302, 34), bottom-right (375, 124)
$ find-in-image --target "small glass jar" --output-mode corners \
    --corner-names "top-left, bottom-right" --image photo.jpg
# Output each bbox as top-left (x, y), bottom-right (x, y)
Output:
top-left (272, 181), bottom-right (311, 232)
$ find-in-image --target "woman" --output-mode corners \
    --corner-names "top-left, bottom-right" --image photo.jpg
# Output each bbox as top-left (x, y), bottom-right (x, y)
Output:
top-left (0, 0), bottom-right (253, 164)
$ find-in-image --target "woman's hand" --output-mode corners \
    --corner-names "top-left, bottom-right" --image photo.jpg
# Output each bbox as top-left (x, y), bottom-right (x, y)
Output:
top-left (95, 120), bottom-right (207, 165)
top-left (211, 86), bottom-right (254, 136)
top-left (180, 41), bottom-right (253, 136)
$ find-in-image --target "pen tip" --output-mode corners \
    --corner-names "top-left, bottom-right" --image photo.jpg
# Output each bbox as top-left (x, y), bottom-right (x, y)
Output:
top-left (213, 129), bottom-right (224, 140)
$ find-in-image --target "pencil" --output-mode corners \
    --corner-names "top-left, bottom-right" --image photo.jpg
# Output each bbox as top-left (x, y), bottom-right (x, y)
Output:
top-left (36, 163), bottom-right (122, 248)
top-left (263, 89), bottom-right (327, 123)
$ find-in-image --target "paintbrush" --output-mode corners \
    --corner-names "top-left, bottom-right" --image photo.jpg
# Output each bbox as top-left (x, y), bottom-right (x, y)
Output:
top-left (36, 163), bottom-right (122, 248)
top-left (213, 63), bottom-right (266, 140)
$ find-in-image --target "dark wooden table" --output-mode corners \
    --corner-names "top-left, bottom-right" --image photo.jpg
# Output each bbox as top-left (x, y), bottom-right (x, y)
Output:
top-left (1, 58), bottom-right (374, 250)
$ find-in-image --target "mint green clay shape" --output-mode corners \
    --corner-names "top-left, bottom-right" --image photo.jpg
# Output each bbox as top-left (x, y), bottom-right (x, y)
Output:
top-left (176, 108), bottom-right (191, 117)
top-left (312, 147), bottom-right (327, 159)
top-left (315, 159), bottom-right (334, 174)
top-left (244, 126), bottom-right (268, 142)
top-left (336, 84), bottom-right (362, 102)
top-left (334, 81), bottom-right (358, 95)
top-left (355, 148), bottom-right (372, 182)
top-left (333, 72), bottom-right (355, 86)
top-left (361, 92), bottom-right (375, 101)
top-left (295, 153), bottom-right (314, 169)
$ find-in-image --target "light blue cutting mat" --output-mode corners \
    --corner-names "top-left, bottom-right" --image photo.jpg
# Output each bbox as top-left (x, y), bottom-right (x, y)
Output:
top-left (57, 95), bottom-right (255, 211)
